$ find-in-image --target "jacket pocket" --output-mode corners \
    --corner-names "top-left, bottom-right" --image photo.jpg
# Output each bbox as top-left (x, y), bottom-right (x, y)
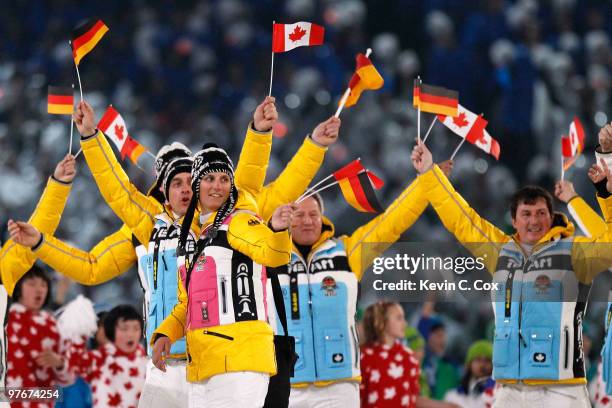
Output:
top-left (528, 327), bottom-right (553, 367)
top-left (188, 289), bottom-right (219, 328)
top-left (493, 327), bottom-right (512, 367)
top-left (323, 329), bottom-right (348, 368)
top-left (202, 330), bottom-right (234, 341)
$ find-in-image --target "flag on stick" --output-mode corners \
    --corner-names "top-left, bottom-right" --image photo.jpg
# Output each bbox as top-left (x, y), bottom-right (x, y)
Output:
top-left (343, 53), bottom-right (384, 108)
top-left (561, 117), bottom-right (585, 171)
top-left (47, 86), bottom-right (74, 115)
top-left (272, 22), bottom-right (324, 53)
top-left (98, 106), bottom-right (147, 164)
top-left (338, 172), bottom-right (383, 213)
top-left (437, 104), bottom-right (500, 160)
top-left (71, 18), bottom-right (109, 65)
top-left (413, 80), bottom-right (459, 117)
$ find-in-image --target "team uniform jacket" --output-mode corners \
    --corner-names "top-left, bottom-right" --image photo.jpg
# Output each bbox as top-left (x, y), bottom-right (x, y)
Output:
top-left (27, 126), bottom-right (325, 359)
top-left (267, 177), bottom-right (430, 386)
top-left (420, 164), bottom-right (612, 385)
top-left (152, 192), bottom-right (292, 382)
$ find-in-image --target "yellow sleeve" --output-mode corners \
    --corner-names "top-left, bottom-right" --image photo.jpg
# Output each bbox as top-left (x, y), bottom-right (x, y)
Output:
top-left (81, 130), bottom-right (160, 244)
top-left (598, 195), bottom-right (610, 220)
top-left (573, 195), bottom-right (612, 282)
top-left (152, 267), bottom-right (187, 344)
top-left (342, 177), bottom-right (429, 280)
top-left (567, 196), bottom-right (607, 238)
top-left (227, 213), bottom-right (291, 267)
top-left (420, 165), bottom-right (508, 273)
top-left (34, 225), bottom-right (136, 285)
top-left (0, 176), bottom-right (72, 296)
top-left (257, 136), bottom-right (327, 221)
top-left (234, 124), bottom-right (273, 198)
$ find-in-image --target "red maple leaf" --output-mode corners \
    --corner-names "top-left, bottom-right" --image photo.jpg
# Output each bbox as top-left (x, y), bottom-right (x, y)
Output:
top-left (289, 25), bottom-right (307, 42)
top-left (114, 124), bottom-right (125, 141)
top-left (107, 392), bottom-right (122, 407)
top-left (124, 381), bottom-right (133, 390)
top-left (452, 112), bottom-right (469, 128)
top-left (129, 367), bottom-right (139, 377)
top-left (108, 361), bottom-right (124, 375)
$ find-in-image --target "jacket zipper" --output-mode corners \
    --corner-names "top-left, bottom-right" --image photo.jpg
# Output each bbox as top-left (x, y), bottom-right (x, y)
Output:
top-left (517, 255), bottom-right (530, 379)
top-left (203, 330), bottom-right (234, 341)
top-left (298, 251), bottom-right (319, 380)
top-left (221, 277), bottom-right (228, 314)
top-left (350, 326), bottom-right (359, 368)
top-left (564, 326), bottom-right (569, 370)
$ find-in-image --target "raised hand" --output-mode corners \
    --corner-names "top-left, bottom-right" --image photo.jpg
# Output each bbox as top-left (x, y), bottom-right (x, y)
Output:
top-left (53, 154), bottom-right (77, 183)
top-left (554, 180), bottom-right (577, 203)
top-left (73, 100), bottom-right (96, 137)
top-left (270, 204), bottom-right (295, 232)
top-left (598, 123), bottom-right (612, 152)
top-left (588, 163), bottom-right (607, 184)
top-left (312, 117), bottom-right (341, 147)
top-left (411, 139), bottom-right (433, 174)
top-left (253, 96), bottom-right (278, 132)
top-left (7, 220), bottom-right (41, 247)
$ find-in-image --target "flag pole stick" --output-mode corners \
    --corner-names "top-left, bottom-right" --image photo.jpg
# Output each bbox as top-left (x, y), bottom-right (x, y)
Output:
top-left (69, 41), bottom-right (84, 101)
top-left (422, 116), bottom-right (437, 144)
top-left (299, 156), bottom-right (363, 200)
top-left (146, 150), bottom-right (156, 159)
top-left (561, 146), bottom-right (565, 181)
top-left (297, 180), bottom-right (340, 203)
top-left (335, 48), bottom-right (372, 118)
top-left (74, 148), bottom-right (82, 159)
top-left (417, 76), bottom-right (421, 143)
top-left (268, 21), bottom-right (276, 97)
top-left (450, 138), bottom-right (466, 160)
top-left (68, 113), bottom-right (74, 155)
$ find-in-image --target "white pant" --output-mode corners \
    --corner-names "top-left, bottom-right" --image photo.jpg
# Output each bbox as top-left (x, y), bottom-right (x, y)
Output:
top-left (493, 384), bottom-right (591, 408)
top-left (189, 371), bottom-right (270, 408)
top-left (289, 382), bottom-right (360, 408)
top-left (138, 358), bottom-right (189, 408)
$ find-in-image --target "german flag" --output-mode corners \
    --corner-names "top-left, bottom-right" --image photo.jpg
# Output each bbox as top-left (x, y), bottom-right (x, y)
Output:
top-left (344, 53), bottom-right (384, 108)
top-left (71, 18), bottom-right (109, 65)
top-left (413, 79), bottom-right (458, 117)
top-left (47, 86), bottom-right (73, 115)
top-left (333, 159), bottom-right (365, 180)
top-left (338, 172), bottom-right (383, 213)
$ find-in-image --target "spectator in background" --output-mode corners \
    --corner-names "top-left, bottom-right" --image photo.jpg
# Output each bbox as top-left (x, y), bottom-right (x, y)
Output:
top-left (418, 314), bottom-right (460, 400)
top-left (444, 340), bottom-right (495, 408)
top-left (6, 265), bottom-right (73, 408)
top-left (405, 326), bottom-right (430, 398)
top-left (360, 301), bottom-right (421, 408)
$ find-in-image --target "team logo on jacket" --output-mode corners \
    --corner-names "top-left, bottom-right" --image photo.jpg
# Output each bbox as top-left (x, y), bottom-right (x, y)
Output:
top-left (533, 352), bottom-right (546, 363)
top-left (332, 353), bottom-right (344, 363)
top-left (534, 275), bottom-right (551, 294)
top-left (321, 276), bottom-right (337, 296)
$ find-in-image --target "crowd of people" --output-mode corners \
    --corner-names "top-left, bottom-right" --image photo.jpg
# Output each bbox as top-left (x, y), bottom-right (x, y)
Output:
top-left (2, 0), bottom-right (612, 407)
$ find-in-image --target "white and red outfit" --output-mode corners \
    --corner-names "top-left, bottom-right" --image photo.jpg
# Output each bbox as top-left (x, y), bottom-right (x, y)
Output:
top-left (66, 339), bottom-right (146, 408)
top-left (360, 341), bottom-right (420, 408)
top-left (6, 303), bottom-right (72, 408)
top-left (592, 361), bottom-right (611, 407)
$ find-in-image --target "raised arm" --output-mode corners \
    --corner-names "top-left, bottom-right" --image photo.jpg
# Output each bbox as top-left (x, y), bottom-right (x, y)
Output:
top-left (8, 222), bottom-right (137, 286)
top-left (1, 155), bottom-right (75, 296)
top-left (234, 97), bottom-right (276, 197)
top-left (75, 101), bottom-right (160, 244)
top-left (257, 117), bottom-right (338, 221)
top-left (412, 142), bottom-right (507, 273)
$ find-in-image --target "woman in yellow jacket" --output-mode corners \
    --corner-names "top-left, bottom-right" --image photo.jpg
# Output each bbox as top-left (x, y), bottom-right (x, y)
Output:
top-left (152, 143), bottom-right (292, 407)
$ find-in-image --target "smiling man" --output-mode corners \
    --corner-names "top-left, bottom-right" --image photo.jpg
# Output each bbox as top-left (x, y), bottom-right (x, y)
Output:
top-left (411, 140), bottom-right (612, 407)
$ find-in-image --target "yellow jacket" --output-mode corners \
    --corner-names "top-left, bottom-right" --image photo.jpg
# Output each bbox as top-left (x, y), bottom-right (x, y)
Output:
top-left (0, 177), bottom-right (72, 295)
top-left (419, 164), bottom-right (612, 282)
top-left (152, 190), bottom-right (291, 382)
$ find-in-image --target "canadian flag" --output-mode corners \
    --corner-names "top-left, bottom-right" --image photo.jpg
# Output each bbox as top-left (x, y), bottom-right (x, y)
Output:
top-left (272, 22), bottom-right (324, 53)
top-left (437, 104), bottom-right (500, 160)
top-left (98, 106), bottom-right (147, 164)
top-left (561, 117), bottom-right (585, 170)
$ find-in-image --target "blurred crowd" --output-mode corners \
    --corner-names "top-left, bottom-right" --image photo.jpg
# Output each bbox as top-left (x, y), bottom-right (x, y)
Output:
top-left (1, 0), bottom-right (612, 397)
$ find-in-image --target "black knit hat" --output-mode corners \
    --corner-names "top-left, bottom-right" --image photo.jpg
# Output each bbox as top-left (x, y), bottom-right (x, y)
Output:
top-left (147, 142), bottom-right (192, 204)
top-left (161, 156), bottom-right (193, 201)
top-left (179, 143), bottom-right (238, 251)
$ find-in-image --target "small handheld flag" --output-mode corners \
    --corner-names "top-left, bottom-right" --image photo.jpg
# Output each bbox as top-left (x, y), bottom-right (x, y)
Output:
top-left (272, 22), bottom-right (324, 53)
top-left (336, 49), bottom-right (383, 117)
top-left (337, 171), bottom-right (384, 213)
top-left (47, 86), bottom-right (74, 115)
top-left (98, 106), bottom-right (148, 165)
top-left (561, 117), bottom-right (585, 174)
top-left (413, 79), bottom-right (459, 117)
top-left (71, 18), bottom-right (109, 66)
